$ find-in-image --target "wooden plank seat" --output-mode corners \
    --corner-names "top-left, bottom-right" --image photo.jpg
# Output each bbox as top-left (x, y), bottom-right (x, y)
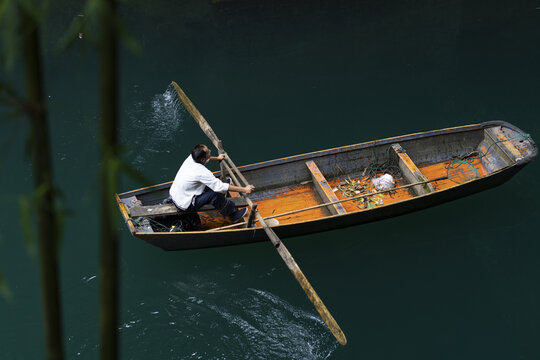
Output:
top-left (488, 126), bottom-right (524, 161)
top-left (390, 143), bottom-right (433, 196)
top-left (129, 196), bottom-right (248, 218)
top-left (305, 160), bottom-right (347, 215)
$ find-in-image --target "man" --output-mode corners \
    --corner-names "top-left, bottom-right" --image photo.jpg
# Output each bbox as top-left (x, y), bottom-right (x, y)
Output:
top-left (170, 144), bottom-right (255, 224)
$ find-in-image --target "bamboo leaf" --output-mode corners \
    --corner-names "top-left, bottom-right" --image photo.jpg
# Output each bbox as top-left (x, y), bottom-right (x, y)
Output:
top-left (103, 154), bottom-right (120, 220)
top-left (2, 0), bottom-right (50, 72)
top-left (51, 186), bottom-right (69, 254)
top-left (58, 0), bottom-right (140, 53)
top-left (18, 195), bottom-right (36, 256)
top-left (113, 15), bottom-right (142, 54)
top-left (0, 234), bottom-right (12, 301)
top-left (0, 80), bottom-right (27, 117)
top-left (0, 270), bottom-right (13, 302)
top-left (57, 13), bottom-right (91, 50)
top-left (0, 0), bottom-right (19, 73)
top-left (57, 0), bottom-right (100, 50)
top-left (0, 110), bottom-right (23, 122)
top-left (84, 0), bottom-right (100, 16)
top-left (17, 0), bottom-right (48, 25)
top-left (16, 184), bottom-right (67, 256)
top-left (0, 0), bottom-right (7, 15)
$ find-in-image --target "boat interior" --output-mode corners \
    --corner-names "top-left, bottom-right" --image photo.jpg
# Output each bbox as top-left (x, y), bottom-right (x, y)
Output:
top-left (117, 124), bottom-right (535, 233)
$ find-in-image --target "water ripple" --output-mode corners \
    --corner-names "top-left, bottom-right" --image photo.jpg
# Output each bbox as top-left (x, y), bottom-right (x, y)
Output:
top-left (120, 274), bottom-right (338, 359)
top-left (124, 85), bottom-right (186, 169)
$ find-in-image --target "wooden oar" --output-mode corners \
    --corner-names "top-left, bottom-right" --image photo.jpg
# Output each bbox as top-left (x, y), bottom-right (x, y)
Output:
top-left (171, 81), bottom-right (347, 346)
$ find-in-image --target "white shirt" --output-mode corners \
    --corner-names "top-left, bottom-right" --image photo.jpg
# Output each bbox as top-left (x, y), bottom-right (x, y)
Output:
top-left (169, 155), bottom-right (230, 210)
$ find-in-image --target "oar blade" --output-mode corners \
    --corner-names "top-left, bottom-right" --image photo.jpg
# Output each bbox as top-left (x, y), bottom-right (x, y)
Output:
top-left (171, 81), bottom-right (221, 149)
top-left (259, 217), bottom-right (347, 345)
top-left (275, 243), bottom-right (347, 345)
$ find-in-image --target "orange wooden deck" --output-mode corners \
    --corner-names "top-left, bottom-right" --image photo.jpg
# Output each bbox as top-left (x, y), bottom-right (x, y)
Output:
top-left (419, 160), bottom-right (489, 191)
top-left (255, 184), bottom-right (327, 225)
top-left (197, 158), bottom-right (490, 230)
top-left (197, 184), bottom-right (327, 229)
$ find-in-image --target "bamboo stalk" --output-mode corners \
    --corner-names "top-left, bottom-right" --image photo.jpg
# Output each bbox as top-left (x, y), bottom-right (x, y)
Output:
top-left (21, 6), bottom-right (64, 359)
top-left (99, 1), bottom-right (120, 359)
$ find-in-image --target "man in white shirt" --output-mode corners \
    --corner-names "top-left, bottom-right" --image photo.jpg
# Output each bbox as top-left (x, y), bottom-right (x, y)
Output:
top-left (170, 144), bottom-right (255, 224)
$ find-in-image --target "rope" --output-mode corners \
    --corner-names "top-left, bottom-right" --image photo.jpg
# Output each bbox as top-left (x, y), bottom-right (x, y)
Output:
top-left (130, 216), bottom-right (171, 232)
top-left (364, 146), bottom-right (402, 179)
top-left (477, 133), bottom-right (530, 160)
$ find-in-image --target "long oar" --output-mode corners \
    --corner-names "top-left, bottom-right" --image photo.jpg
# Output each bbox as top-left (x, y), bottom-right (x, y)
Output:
top-left (171, 81), bottom-right (347, 346)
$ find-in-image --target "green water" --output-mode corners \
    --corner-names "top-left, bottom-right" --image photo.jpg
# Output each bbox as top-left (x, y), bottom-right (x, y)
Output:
top-left (1, 1), bottom-right (540, 359)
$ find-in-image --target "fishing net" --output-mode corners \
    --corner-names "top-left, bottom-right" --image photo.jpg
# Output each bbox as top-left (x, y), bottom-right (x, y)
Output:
top-left (445, 132), bottom-right (531, 184)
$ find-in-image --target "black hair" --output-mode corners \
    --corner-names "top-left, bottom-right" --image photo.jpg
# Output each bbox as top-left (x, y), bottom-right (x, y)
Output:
top-left (191, 144), bottom-right (208, 164)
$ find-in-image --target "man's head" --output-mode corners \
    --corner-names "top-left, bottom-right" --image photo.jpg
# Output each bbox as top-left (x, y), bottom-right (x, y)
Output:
top-left (191, 144), bottom-right (211, 164)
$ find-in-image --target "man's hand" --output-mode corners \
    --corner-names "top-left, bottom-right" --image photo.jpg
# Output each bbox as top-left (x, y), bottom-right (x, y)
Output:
top-left (212, 154), bottom-right (226, 161)
top-left (243, 185), bottom-right (255, 194)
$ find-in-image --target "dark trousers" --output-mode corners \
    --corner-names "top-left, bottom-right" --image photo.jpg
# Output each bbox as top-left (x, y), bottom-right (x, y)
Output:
top-left (188, 188), bottom-right (236, 217)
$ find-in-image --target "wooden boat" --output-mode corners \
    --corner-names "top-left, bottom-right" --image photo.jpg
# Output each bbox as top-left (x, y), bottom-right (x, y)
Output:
top-left (116, 120), bottom-right (536, 251)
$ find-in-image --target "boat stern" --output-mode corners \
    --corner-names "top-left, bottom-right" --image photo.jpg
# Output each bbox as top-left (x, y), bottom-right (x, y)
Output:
top-left (479, 121), bottom-right (537, 173)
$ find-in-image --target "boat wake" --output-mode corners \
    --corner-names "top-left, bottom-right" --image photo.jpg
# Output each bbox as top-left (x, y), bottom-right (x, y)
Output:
top-left (205, 288), bottom-right (337, 359)
top-left (118, 270), bottom-right (338, 359)
top-left (124, 84), bottom-right (186, 170)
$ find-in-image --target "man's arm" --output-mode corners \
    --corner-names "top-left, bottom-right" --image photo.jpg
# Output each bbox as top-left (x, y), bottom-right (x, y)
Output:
top-left (229, 184), bottom-right (255, 194)
top-left (208, 154), bottom-right (255, 194)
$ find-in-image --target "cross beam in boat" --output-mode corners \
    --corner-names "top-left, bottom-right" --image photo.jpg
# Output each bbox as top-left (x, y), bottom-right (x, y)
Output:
top-left (391, 143), bottom-right (433, 196)
top-left (305, 160), bottom-right (347, 215)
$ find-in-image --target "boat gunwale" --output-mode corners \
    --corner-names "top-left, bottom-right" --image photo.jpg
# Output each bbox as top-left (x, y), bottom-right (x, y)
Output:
top-left (117, 120), bottom-right (535, 200)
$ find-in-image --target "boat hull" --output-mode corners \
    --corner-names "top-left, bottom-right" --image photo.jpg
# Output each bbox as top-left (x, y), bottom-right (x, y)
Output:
top-left (117, 120), bottom-right (536, 251)
top-left (133, 161), bottom-right (527, 251)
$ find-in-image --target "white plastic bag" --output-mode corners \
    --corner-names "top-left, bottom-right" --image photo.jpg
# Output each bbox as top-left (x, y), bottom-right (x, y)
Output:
top-left (371, 174), bottom-right (395, 191)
